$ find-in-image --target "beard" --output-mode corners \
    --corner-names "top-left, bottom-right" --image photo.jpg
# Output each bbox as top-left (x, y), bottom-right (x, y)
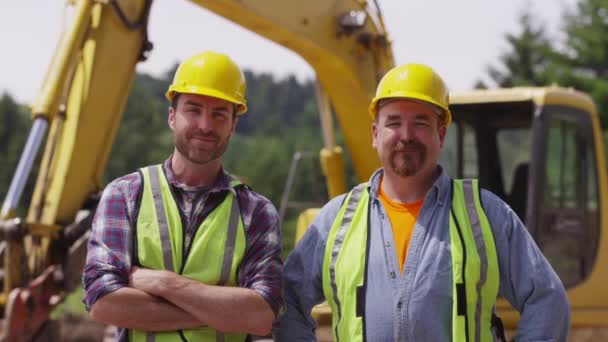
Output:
top-left (389, 139), bottom-right (427, 177)
top-left (174, 128), bottom-right (229, 165)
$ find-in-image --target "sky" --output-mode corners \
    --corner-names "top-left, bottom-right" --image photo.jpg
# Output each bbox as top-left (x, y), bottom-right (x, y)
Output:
top-left (0, 0), bottom-right (578, 105)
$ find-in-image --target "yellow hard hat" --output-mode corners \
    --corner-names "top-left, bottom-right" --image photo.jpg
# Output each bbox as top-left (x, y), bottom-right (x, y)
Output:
top-left (369, 63), bottom-right (451, 126)
top-left (166, 51), bottom-right (248, 115)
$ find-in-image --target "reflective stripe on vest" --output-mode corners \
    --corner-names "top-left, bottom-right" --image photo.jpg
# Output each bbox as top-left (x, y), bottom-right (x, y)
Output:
top-left (322, 183), bottom-right (369, 342)
top-left (131, 165), bottom-right (247, 342)
top-left (450, 179), bottom-right (499, 342)
top-left (322, 179), bottom-right (499, 342)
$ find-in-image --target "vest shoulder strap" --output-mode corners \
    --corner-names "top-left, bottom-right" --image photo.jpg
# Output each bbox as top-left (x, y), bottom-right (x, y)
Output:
top-left (450, 178), bottom-right (500, 342)
top-left (323, 182), bottom-right (370, 342)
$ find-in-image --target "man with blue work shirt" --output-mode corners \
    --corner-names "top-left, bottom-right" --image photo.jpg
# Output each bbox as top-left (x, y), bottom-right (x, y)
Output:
top-left (277, 63), bottom-right (570, 341)
top-left (83, 51), bottom-right (282, 341)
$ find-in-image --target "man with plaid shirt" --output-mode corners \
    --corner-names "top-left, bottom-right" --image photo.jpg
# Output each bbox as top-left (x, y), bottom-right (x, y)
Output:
top-left (83, 51), bottom-right (283, 341)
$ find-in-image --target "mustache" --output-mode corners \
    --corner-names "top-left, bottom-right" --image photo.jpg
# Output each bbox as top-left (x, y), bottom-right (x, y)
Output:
top-left (187, 129), bottom-right (219, 140)
top-left (392, 139), bottom-right (424, 152)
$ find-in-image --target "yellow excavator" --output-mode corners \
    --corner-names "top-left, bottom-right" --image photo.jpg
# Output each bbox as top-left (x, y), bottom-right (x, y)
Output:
top-left (0, 0), bottom-right (606, 340)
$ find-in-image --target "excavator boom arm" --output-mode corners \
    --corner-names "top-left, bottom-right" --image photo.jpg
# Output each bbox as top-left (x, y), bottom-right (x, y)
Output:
top-left (0, 0), bottom-right (395, 339)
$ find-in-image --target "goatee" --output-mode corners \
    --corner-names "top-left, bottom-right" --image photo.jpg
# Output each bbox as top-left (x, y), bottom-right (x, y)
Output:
top-left (175, 129), bottom-right (228, 165)
top-left (389, 139), bottom-right (426, 177)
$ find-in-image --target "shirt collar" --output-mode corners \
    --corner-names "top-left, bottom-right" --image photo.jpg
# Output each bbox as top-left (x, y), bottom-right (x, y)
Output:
top-left (162, 155), bottom-right (236, 194)
top-left (367, 165), bottom-right (451, 206)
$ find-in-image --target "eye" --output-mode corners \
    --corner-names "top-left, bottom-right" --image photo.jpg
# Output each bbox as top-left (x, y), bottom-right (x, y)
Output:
top-left (184, 107), bottom-right (200, 114)
top-left (213, 111), bottom-right (228, 120)
top-left (385, 121), bottom-right (400, 127)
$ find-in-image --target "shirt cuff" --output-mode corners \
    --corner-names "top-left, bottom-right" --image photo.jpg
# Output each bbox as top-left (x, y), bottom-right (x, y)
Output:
top-left (82, 273), bottom-right (127, 311)
top-left (250, 284), bottom-right (284, 317)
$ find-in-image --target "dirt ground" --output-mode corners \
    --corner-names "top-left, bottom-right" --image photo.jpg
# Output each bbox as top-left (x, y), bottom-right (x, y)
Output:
top-left (32, 314), bottom-right (108, 342)
top-left (31, 317), bottom-right (608, 341)
top-left (316, 327), bottom-right (608, 341)
top-left (562, 328), bottom-right (608, 341)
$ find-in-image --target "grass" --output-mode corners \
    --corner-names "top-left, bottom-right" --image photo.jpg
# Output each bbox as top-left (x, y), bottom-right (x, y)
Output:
top-left (51, 286), bottom-right (87, 319)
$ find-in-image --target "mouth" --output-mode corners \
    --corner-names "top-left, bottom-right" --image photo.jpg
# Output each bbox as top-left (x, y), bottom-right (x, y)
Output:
top-left (394, 147), bottom-right (420, 153)
top-left (393, 146), bottom-right (422, 155)
top-left (189, 134), bottom-right (218, 143)
top-left (192, 137), bottom-right (216, 142)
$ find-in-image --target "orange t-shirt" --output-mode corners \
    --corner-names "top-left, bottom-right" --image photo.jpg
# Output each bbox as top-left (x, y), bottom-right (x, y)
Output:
top-left (378, 178), bottom-right (424, 274)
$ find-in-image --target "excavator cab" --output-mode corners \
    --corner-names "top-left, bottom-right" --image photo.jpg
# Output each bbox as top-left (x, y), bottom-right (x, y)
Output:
top-left (447, 87), bottom-right (608, 328)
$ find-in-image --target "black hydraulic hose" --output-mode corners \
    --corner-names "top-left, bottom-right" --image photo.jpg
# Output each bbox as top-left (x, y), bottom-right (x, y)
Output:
top-left (109, 0), bottom-right (154, 61)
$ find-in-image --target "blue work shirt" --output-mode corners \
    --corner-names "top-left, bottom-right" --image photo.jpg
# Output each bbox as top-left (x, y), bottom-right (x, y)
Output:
top-left (276, 167), bottom-right (570, 341)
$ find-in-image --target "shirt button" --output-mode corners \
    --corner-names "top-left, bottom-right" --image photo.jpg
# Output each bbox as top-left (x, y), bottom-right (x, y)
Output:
top-left (390, 271), bottom-right (396, 279)
top-left (385, 241), bottom-right (391, 247)
top-left (397, 301), bottom-right (403, 309)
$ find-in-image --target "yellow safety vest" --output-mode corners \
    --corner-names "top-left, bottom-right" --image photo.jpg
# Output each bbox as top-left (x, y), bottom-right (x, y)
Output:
top-left (131, 165), bottom-right (247, 342)
top-left (322, 179), bottom-right (499, 342)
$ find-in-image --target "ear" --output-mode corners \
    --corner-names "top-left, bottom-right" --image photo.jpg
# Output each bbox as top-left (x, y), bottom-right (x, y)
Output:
top-left (438, 124), bottom-right (447, 148)
top-left (168, 106), bottom-right (176, 131)
top-left (230, 116), bottom-right (239, 134)
top-left (372, 121), bottom-right (378, 148)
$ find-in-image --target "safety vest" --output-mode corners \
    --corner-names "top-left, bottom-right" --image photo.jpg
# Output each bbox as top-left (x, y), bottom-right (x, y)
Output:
top-left (130, 165), bottom-right (247, 342)
top-left (322, 179), bottom-right (499, 342)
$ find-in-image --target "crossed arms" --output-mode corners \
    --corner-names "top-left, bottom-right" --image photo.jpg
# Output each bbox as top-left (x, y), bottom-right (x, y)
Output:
top-left (90, 267), bottom-right (275, 336)
top-left (85, 174), bottom-right (282, 337)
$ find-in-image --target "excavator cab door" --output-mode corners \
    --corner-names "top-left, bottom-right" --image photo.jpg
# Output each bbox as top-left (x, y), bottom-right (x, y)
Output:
top-left (449, 93), bottom-right (608, 330)
top-left (528, 105), bottom-right (600, 288)
top-left (445, 100), bottom-right (601, 289)
top-left (443, 100), bottom-right (535, 217)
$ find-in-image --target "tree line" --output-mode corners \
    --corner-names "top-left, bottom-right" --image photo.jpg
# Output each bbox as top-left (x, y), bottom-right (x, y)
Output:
top-left (481, 0), bottom-right (608, 126)
top-left (1, 0), bottom-right (607, 224)
top-left (1, 69), bottom-right (332, 214)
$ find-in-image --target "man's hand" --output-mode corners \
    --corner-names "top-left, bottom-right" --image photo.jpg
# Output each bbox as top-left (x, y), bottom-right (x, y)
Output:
top-left (129, 267), bottom-right (173, 296)
top-left (89, 286), bottom-right (204, 331)
top-left (128, 267), bottom-right (273, 335)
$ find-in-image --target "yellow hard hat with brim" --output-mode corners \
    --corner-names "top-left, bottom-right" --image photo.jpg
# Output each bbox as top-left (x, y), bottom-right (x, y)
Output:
top-left (369, 63), bottom-right (451, 126)
top-left (166, 51), bottom-right (248, 115)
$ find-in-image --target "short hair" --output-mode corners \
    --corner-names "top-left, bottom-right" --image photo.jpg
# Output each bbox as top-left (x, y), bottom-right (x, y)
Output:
top-left (170, 94), bottom-right (180, 110)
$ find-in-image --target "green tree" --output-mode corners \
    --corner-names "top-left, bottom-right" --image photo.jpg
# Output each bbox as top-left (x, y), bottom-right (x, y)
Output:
top-left (557, 0), bottom-right (608, 123)
top-left (0, 93), bottom-right (37, 213)
top-left (481, 12), bottom-right (557, 88)
top-left (104, 73), bottom-right (174, 182)
top-left (238, 72), bottom-right (317, 136)
top-left (483, 0), bottom-right (608, 124)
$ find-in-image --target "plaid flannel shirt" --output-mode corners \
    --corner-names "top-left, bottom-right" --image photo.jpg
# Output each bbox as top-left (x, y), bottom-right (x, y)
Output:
top-left (83, 157), bottom-right (283, 340)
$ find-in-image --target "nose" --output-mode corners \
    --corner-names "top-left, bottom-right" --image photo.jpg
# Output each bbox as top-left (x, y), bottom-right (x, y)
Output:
top-left (399, 122), bottom-right (416, 141)
top-left (194, 110), bottom-right (215, 131)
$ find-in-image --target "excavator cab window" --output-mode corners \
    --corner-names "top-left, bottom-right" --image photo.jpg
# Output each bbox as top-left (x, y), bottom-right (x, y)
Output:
top-left (443, 101), bottom-right (534, 214)
top-left (531, 105), bottom-right (600, 288)
top-left (440, 121), bottom-right (479, 179)
top-left (445, 101), bottom-right (601, 288)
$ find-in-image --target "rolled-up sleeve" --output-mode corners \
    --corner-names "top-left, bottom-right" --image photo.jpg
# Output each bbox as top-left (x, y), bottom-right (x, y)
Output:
top-left (482, 190), bottom-right (571, 341)
top-left (238, 192), bottom-right (284, 316)
top-left (276, 196), bottom-right (344, 341)
top-left (82, 174), bottom-right (139, 311)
